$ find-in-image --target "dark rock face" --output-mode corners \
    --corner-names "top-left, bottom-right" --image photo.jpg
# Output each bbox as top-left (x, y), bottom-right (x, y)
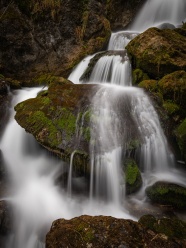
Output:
top-left (0, 0), bottom-right (145, 81)
top-left (0, 78), bottom-right (10, 138)
top-left (0, 200), bottom-right (12, 248)
top-left (46, 215), bottom-right (186, 248)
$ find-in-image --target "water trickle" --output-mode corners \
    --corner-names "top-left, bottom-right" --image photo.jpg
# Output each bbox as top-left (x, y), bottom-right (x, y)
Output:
top-left (67, 150), bottom-right (77, 197)
top-left (68, 55), bottom-right (95, 84)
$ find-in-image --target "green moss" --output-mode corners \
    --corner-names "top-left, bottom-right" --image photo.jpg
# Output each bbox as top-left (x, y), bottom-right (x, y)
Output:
top-left (163, 101), bottom-right (180, 115)
top-left (32, 74), bottom-right (59, 86)
top-left (175, 118), bottom-right (186, 162)
top-left (139, 215), bottom-right (186, 239)
top-left (28, 110), bottom-right (61, 147)
top-left (6, 78), bottom-right (22, 89)
top-left (158, 70), bottom-right (186, 107)
top-left (182, 22), bottom-right (186, 29)
top-left (146, 181), bottom-right (186, 209)
top-left (138, 80), bottom-right (158, 92)
top-left (83, 127), bottom-right (91, 142)
top-left (124, 159), bottom-right (142, 194)
top-left (127, 139), bottom-right (140, 151)
top-left (54, 108), bottom-right (76, 140)
top-left (132, 69), bottom-right (149, 85)
top-left (76, 223), bottom-right (94, 243)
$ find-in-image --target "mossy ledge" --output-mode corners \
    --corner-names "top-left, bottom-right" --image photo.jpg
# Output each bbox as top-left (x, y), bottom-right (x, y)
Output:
top-left (14, 78), bottom-right (100, 172)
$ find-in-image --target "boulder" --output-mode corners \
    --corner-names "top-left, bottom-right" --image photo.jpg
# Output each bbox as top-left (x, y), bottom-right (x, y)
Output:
top-left (14, 78), bottom-right (100, 173)
top-left (126, 27), bottom-right (186, 79)
top-left (146, 181), bottom-right (186, 209)
top-left (46, 215), bottom-right (186, 248)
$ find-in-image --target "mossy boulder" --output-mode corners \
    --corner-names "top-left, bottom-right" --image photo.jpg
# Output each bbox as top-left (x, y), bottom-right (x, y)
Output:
top-left (14, 77), bottom-right (100, 173)
top-left (146, 181), bottom-right (186, 209)
top-left (139, 215), bottom-right (186, 239)
top-left (124, 158), bottom-right (142, 194)
top-left (132, 68), bottom-right (149, 85)
top-left (158, 70), bottom-right (186, 116)
top-left (175, 119), bottom-right (186, 162)
top-left (46, 215), bottom-right (186, 248)
top-left (126, 27), bottom-right (186, 79)
top-left (138, 79), bottom-right (158, 92)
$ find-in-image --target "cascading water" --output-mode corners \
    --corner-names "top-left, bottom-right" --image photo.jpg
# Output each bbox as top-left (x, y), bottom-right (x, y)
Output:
top-left (130, 0), bottom-right (186, 31)
top-left (1, 0), bottom-right (186, 247)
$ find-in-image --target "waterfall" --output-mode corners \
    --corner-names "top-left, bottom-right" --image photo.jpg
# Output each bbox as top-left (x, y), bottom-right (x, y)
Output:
top-left (1, 0), bottom-right (186, 247)
top-left (89, 54), bottom-right (132, 86)
top-left (130, 0), bottom-right (186, 31)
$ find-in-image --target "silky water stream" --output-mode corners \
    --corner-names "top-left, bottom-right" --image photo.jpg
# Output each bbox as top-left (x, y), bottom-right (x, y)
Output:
top-left (1, 0), bottom-right (186, 247)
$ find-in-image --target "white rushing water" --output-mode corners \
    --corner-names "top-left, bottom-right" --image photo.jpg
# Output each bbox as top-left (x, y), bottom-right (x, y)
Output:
top-left (130, 0), bottom-right (186, 31)
top-left (1, 89), bottom-right (132, 248)
top-left (1, 0), bottom-right (186, 247)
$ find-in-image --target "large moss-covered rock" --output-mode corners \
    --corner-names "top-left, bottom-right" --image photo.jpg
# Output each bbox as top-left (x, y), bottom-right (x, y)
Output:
top-left (158, 71), bottom-right (186, 116)
top-left (146, 181), bottom-right (186, 209)
top-left (126, 27), bottom-right (186, 79)
top-left (132, 68), bottom-right (149, 85)
top-left (46, 215), bottom-right (186, 248)
top-left (15, 78), bottom-right (100, 172)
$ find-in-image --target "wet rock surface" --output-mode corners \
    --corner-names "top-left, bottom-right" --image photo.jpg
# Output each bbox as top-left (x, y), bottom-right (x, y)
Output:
top-left (126, 27), bottom-right (186, 79)
top-left (46, 215), bottom-right (186, 248)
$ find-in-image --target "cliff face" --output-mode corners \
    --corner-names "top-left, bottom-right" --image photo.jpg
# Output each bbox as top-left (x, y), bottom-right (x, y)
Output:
top-left (0, 0), bottom-right (145, 81)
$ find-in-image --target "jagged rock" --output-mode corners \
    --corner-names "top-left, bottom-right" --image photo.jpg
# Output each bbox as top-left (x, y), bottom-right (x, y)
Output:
top-left (126, 27), bottom-right (186, 79)
top-left (146, 181), bottom-right (186, 209)
top-left (46, 215), bottom-right (186, 248)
